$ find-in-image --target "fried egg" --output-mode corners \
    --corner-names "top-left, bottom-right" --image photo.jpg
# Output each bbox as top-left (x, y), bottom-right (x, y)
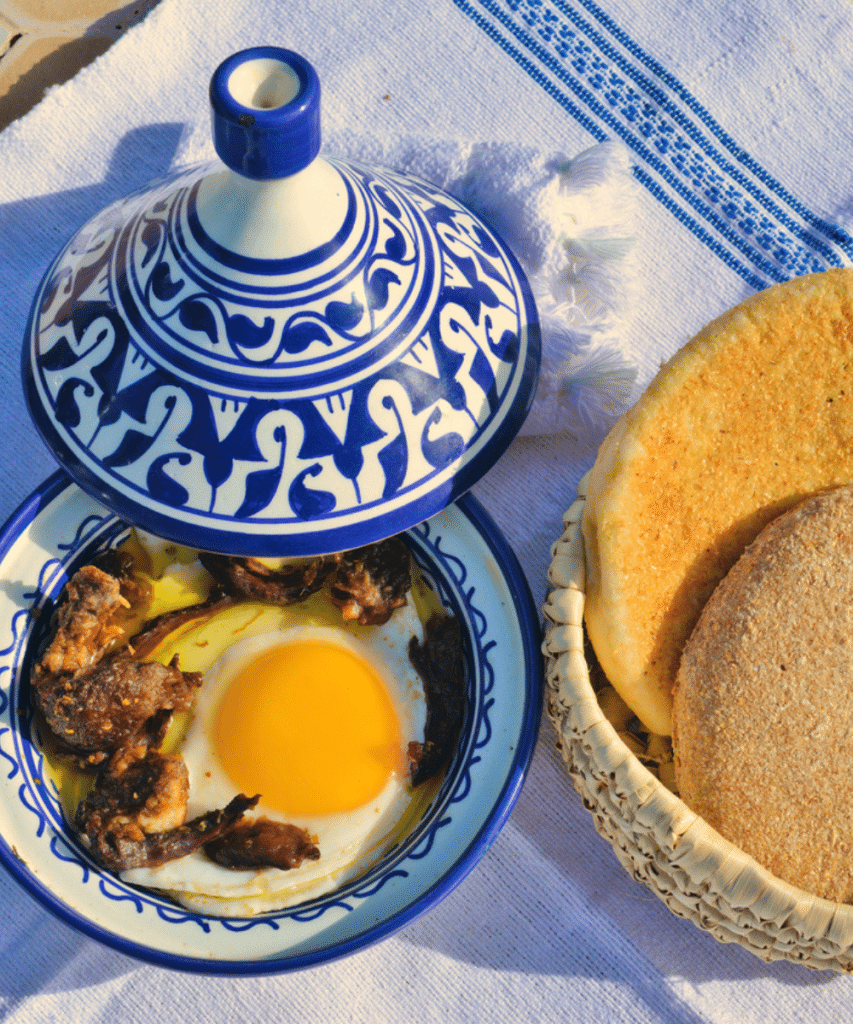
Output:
top-left (120, 597), bottom-right (435, 916)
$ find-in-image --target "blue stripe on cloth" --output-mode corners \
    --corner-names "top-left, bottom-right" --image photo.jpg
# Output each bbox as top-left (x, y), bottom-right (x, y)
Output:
top-left (451, 0), bottom-right (853, 289)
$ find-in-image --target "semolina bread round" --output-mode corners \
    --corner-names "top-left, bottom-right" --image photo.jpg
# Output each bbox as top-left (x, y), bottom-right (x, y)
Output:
top-left (582, 267), bottom-right (853, 736)
top-left (672, 485), bottom-right (853, 903)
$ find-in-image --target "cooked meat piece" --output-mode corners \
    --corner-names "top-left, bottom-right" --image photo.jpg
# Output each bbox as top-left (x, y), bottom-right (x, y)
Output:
top-left (204, 817), bottom-right (320, 870)
top-left (37, 565), bottom-right (129, 678)
top-left (86, 745), bottom-right (189, 836)
top-left (91, 547), bottom-right (150, 612)
top-left (129, 589), bottom-right (234, 660)
top-left (198, 553), bottom-right (332, 604)
top-left (197, 539), bottom-right (411, 626)
top-left (31, 553), bottom-right (203, 766)
top-left (83, 791), bottom-right (257, 873)
top-left (328, 536), bottom-right (411, 626)
top-left (75, 739), bottom-right (258, 872)
top-left (407, 615), bottom-right (465, 786)
top-left (32, 653), bottom-right (201, 766)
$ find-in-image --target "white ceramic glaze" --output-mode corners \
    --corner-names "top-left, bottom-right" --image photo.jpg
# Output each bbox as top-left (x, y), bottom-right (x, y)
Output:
top-left (198, 54), bottom-right (349, 258)
top-left (227, 57), bottom-right (302, 110)
top-left (196, 160), bottom-right (349, 259)
top-left (22, 47), bottom-right (540, 557)
top-left (0, 472), bottom-right (542, 972)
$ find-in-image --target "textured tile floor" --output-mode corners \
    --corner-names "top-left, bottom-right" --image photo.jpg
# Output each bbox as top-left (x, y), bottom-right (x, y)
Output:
top-left (0, 0), bottom-right (160, 131)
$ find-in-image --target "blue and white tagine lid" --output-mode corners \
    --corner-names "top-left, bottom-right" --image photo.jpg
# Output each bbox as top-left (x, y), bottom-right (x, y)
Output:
top-left (23, 48), bottom-right (540, 556)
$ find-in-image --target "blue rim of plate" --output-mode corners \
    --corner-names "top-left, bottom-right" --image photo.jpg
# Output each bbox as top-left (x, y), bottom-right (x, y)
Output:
top-left (0, 470), bottom-right (543, 974)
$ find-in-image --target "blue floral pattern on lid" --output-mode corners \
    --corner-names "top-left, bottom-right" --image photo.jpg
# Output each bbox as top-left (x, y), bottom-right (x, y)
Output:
top-left (22, 49), bottom-right (540, 556)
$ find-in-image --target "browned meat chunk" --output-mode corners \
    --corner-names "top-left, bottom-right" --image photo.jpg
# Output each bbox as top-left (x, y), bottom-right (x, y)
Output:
top-left (198, 553), bottom-right (333, 604)
top-left (32, 653), bottom-right (201, 766)
top-left (204, 817), bottom-right (320, 870)
top-left (33, 536), bottom-right (439, 883)
top-left (31, 555), bottom-right (202, 768)
top-left (407, 615), bottom-right (465, 786)
top-left (328, 537), bottom-right (411, 626)
top-left (37, 565), bottom-right (129, 678)
top-left (75, 736), bottom-right (258, 873)
top-left (198, 539), bottom-right (412, 625)
top-left (91, 547), bottom-right (150, 612)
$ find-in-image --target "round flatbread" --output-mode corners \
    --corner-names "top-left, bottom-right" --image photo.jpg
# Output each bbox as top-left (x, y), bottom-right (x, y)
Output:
top-left (582, 267), bottom-right (853, 735)
top-left (672, 486), bottom-right (853, 902)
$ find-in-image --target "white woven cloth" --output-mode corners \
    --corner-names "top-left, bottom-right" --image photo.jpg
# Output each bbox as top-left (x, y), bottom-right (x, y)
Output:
top-left (316, 134), bottom-right (640, 440)
top-left (1, 0), bottom-right (852, 1020)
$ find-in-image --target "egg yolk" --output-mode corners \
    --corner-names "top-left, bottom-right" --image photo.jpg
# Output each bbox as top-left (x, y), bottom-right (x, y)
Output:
top-left (214, 640), bottom-right (404, 816)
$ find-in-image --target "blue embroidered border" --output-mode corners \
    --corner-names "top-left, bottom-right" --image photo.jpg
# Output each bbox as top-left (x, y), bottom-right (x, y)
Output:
top-left (452, 0), bottom-right (853, 290)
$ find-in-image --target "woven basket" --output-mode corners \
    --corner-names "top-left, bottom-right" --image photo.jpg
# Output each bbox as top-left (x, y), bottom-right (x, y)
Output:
top-left (542, 472), bottom-right (853, 973)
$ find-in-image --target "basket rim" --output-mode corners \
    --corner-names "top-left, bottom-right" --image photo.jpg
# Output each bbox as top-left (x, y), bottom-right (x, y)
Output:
top-left (542, 472), bottom-right (853, 966)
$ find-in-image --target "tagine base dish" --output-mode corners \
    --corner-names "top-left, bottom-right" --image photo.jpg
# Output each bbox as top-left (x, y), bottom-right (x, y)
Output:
top-left (0, 472), bottom-right (542, 973)
top-left (543, 473), bottom-right (853, 974)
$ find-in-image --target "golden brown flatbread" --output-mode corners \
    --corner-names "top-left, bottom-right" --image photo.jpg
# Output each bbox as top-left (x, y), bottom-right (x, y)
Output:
top-left (672, 486), bottom-right (853, 902)
top-left (582, 267), bottom-right (853, 736)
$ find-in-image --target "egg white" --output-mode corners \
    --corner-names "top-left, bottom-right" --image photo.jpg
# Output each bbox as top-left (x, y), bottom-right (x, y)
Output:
top-left (120, 597), bottom-right (430, 915)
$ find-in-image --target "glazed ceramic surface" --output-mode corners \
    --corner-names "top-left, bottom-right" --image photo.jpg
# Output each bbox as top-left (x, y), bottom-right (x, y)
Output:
top-left (23, 48), bottom-right (540, 557)
top-left (0, 473), bottom-right (542, 972)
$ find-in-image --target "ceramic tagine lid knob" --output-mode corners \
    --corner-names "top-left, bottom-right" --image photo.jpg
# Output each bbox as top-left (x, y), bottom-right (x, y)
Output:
top-left (22, 47), bottom-right (540, 557)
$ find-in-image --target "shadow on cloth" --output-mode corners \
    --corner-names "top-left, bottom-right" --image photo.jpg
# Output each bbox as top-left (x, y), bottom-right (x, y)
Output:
top-left (0, 119), bottom-right (187, 359)
top-left (399, 721), bottom-right (839, 997)
top-left (0, 121), bottom-right (186, 1005)
top-left (0, 871), bottom-right (137, 1004)
top-left (0, 121), bottom-right (189, 519)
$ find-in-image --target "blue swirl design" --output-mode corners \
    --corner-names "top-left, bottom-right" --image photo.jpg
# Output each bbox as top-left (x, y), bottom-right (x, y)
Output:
top-left (27, 158), bottom-right (537, 553)
top-left (405, 816), bottom-right (454, 862)
top-left (474, 697), bottom-right (496, 752)
top-left (0, 727), bottom-right (17, 778)
top-left (424, 533), bottom-right (469, 590)
top-left (347, 867), bottom-right (411, 900)
top-left (290, 868), bottom-right (412, 921)
top-left (435, 550), bottom-right (469, 594)
top-left (0, 490), bottom-right (514, 954)
top-left (58, 513), bottom-right (115, 552)
top-left (32, 559), bottom-right (62, 602)
top-left (50, 836), bottom-right (91, 882)
top-left (447, 762), bottom-right (478, 806)
top-left (289, 899), bottom-right (355, 922)
top-left (99, 881), bottom-right (146, 914)
top-left (18, 781), bottom-right (48, 837)
top-left (154, 905), bottom-right (212, 932)
top-left (142, 170), bottom-right (420, 367)
top-left (466, 593), bottom-right (489, 647)
top-left (220, 916), bottom-right (281, 933)
top-left (479, 639), bottom-right (497, 697)
top-left (0, 610), bottom-right (32, 658)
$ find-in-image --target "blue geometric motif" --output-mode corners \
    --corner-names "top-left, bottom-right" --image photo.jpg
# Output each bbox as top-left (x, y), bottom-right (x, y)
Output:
top-left (452, 0), bottom-right (853, 290)
top-left (25, 158), bottom-right (539, 556)
top-left (0, 467), bottom-right (540, 970)
top-left (0, 492), bottom-right (498, 941)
